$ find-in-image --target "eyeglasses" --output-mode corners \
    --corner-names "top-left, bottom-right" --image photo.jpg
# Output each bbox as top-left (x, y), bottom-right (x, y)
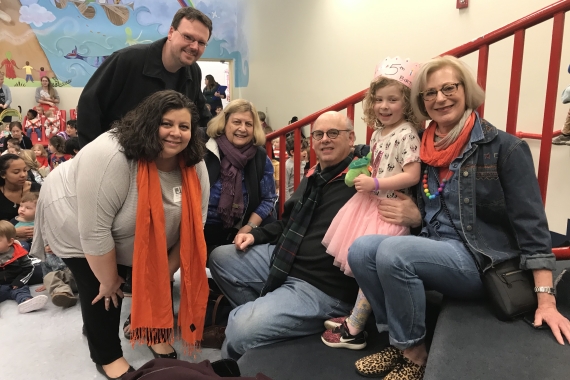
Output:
top-left (311, 129), bottom-right (351, 141)
top-left (419, 82), bottom-right (462, 101)
top-left (175, 30), bottom-right (208, 48)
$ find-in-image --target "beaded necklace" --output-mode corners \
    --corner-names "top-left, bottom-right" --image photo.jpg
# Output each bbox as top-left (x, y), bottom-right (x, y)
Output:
top-left (422, 168), bottom-right (453, 199)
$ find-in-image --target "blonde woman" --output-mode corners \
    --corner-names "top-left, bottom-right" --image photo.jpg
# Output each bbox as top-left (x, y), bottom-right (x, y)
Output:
top-left (203, 99), bottom-right (277, 252)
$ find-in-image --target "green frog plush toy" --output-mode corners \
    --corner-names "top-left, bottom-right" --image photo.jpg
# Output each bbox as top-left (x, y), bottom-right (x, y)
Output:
top-left (345, 152), bottom-right (372, 187)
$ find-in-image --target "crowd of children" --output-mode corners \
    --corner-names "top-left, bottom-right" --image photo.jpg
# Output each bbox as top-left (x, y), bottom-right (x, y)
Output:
top-left (0, 111), bottom-right (80, 315)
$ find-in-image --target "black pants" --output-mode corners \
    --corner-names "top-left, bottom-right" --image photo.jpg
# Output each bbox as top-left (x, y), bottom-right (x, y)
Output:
top-left (63, 258), bottom-right (129, 365)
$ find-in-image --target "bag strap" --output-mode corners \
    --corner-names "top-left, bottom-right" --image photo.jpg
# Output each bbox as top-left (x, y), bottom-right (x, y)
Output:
top-left (211, 294), bottom-right (225, 326)
top-left (438, 184), bottom-right (483, 274)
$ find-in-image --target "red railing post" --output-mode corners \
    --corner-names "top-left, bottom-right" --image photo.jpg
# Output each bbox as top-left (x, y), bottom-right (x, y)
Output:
top-left (278, 135), bottom-right (287, 215)
top-left (506, 30), bottom-right (525, 136)
top-left (476, 45), bottom-right (489, 118)
top-left (293, 128), bottom-right (302, 189)
top-left (310, 122), bottom-right (317, 167)
top-left (537, 11), bottom-right (565, 205)
top-left (347, 103), bottom-right (355, 125)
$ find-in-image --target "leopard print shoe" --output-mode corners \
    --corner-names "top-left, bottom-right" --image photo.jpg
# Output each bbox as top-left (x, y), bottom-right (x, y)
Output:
top-left (355, 346), bottom-right (403, 378)
top-left (384, 356), bottom-right (426, 380)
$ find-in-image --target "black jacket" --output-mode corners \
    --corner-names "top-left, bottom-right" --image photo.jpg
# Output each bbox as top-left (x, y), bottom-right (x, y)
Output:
top-left (77, 38), bottom-right (211, 147)
top-left (250, 163), bottom-right (359, 305)
top-left (0, 244), bottom-right (34, 288)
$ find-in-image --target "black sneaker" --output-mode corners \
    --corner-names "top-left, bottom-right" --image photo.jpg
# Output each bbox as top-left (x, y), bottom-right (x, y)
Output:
top-left (321, 321), bottom-right (367, 350)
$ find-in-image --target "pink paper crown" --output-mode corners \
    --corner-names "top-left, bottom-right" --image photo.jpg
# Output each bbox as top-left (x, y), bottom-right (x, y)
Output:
top-left (373, 56), bottom-right (421, 88)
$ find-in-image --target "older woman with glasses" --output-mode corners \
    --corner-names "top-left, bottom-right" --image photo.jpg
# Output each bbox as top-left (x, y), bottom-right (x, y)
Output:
top-left (203, 99), bottom-right (277, 254)
top-left (347, 55), bottom-right (570, 380)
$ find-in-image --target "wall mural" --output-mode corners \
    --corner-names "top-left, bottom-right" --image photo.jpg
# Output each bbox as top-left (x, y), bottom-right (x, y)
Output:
top-left (0, 0), bottom-right (248, 88)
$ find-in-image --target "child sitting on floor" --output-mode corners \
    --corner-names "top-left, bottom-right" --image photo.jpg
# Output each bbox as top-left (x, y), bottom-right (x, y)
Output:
top-left (0, 220), bottom-right (47, 313)
top-left (10, 192), bottom-right (38, 251)
top-left (32, 144), bottom-right (49, 171)
top-left (35, 244), bottom-right (77, 308)
top-left (65, 137), bottom-right (80, 158)
top-left (43, 109), bottom-right (60, 139)
top-left (47, 135), bottom-right (66, 169)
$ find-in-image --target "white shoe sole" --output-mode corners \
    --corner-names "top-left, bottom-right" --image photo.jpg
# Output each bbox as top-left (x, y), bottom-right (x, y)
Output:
top-left (321, 335), bottom-right (367, 350)
top-left (18, 295), bottom-right (48, 313)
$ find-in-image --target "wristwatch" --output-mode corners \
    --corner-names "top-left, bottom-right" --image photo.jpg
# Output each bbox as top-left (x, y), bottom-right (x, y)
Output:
top-left (534, 286), bottom-right (556, 295)
top-left (246, 222), bottom-right (258, 229)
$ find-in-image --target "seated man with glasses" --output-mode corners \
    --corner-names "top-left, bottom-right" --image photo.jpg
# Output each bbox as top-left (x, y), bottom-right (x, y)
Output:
top-left (209, 111), bottom-right (362, 360)
top-left (77, 7), bottom-right (213, 147)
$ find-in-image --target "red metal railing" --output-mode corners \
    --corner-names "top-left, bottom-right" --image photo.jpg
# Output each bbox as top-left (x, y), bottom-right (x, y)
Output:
top-left (265, 0), bottom-right (570, 258)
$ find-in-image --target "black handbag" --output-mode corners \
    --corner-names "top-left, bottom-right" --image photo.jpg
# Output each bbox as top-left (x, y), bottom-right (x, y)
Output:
top-left (440, 195), bottom-right (537, 321)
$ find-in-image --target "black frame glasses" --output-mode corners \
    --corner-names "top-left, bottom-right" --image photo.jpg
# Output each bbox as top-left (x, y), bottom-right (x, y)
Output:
top-left (311, 129), bottom-right (351, 141)
top-left (420, 82), bottom-right (462, 101)
top-left (175, 29), bottom-right (208, 48)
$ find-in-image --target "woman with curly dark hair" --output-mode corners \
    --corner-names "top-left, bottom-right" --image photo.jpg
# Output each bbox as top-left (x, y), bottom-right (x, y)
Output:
top-left (30, 90), bottom-right (210, 379)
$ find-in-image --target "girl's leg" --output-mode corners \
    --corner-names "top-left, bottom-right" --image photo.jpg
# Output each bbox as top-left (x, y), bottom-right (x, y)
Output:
top-left (345, 289), bottom-right (372, 335)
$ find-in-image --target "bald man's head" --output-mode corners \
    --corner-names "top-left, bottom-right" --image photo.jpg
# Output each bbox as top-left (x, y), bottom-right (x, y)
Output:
top-left (311, 111), bottom-right (355, 169)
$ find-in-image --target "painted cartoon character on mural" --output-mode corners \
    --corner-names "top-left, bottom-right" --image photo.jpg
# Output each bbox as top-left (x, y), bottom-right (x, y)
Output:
top-left (64, 47), bottom-right (109, 68)
top-left (0, 52), bottom-right (19, 80)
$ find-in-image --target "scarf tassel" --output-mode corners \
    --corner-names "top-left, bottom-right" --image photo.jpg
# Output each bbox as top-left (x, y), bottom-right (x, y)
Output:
top-left (130, 327), bottom-right (174, 347)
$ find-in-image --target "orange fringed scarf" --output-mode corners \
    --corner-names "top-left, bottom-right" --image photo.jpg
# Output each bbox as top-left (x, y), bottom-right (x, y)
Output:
top-left (420, 112), bottom-right (476, 168)
top-left (130, 159), bottom-right (208, 352)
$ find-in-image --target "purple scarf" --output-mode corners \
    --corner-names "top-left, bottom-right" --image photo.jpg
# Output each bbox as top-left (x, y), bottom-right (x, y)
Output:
top-left (216, 135), bottom-right (258, 228)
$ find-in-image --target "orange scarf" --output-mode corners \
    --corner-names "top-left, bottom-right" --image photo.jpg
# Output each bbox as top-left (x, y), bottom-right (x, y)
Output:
top-left (420, 112), bottom-right (476, 168)
top-left (130, 160), bottom-right (208, 352)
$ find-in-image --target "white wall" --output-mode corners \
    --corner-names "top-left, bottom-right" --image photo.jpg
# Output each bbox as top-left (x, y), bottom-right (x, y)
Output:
top-left (238, 0), bottom-right (570, 234)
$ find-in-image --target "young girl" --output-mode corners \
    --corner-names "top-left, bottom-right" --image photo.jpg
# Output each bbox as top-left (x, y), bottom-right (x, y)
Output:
top-left (32, 144), bottom-right (49, 169)
top-left (43, 109), bottom-right (60, 139)
top-left (24, 109), bottom-right (42, 141)
top-left (48, 135), bottom-right (66, 169)
top-left (321, 57), bottom-right (422, 349)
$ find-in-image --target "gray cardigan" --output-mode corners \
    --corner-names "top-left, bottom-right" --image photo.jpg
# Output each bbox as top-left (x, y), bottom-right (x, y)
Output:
top-left (0, 84), bottom-right (11, 108)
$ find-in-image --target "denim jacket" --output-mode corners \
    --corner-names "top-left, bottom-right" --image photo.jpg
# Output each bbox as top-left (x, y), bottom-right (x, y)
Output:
top-left (417, 114), bottom-right (555, 272)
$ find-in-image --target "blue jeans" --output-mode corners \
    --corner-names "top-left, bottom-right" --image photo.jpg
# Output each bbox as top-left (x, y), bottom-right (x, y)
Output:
top-left (0, 284), bottom-right (32, 304)
top-left (26, 127), bottom-right (41, 140)
top-left (210, 243), bottom-right (352, 360)
top-left (347, 235), bottom-right (483, 350)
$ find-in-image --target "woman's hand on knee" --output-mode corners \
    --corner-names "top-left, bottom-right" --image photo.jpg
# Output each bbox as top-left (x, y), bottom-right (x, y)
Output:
top-left (378, 191), bottom-right (421, 228)
top-left (92, 276), bottom-right (125, 310)
top-left (535, 305), bottom-right (570, 345)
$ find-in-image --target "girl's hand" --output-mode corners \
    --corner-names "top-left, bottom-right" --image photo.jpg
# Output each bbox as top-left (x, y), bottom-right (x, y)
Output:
top-left (92, 276), bottom-right (125, 310)
top-left (35, 285), bottom-right (46, 292)
top-left (214, 91), bottom-right (221, 97)
top-left (353, 175), bottom-right (376, 193)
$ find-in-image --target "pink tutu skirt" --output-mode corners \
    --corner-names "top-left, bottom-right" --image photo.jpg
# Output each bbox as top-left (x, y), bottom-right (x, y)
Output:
top-left (322, 192), bottom-right (409, 277)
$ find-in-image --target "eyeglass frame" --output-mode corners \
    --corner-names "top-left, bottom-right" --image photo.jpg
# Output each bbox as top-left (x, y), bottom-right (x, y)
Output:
top-left (419, 82), bottom-right (462, 102)
top-left (310, 128), bottom-right (352, 141)
top-left (175, 29), bottom-right (208, 48)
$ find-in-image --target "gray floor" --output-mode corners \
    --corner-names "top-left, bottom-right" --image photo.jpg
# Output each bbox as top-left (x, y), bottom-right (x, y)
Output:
top-left (0, 271), bottom-right (222, 380)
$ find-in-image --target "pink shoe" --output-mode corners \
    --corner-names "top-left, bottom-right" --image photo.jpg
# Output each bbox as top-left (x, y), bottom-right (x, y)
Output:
top-left (324, 315), bottom-right (348, 330)
top-left (321, 321), bottom-right (367, 350)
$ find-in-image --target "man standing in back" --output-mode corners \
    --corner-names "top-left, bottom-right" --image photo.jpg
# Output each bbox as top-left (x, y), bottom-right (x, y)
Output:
top-left (77, 7), bottom-right (213, 147)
